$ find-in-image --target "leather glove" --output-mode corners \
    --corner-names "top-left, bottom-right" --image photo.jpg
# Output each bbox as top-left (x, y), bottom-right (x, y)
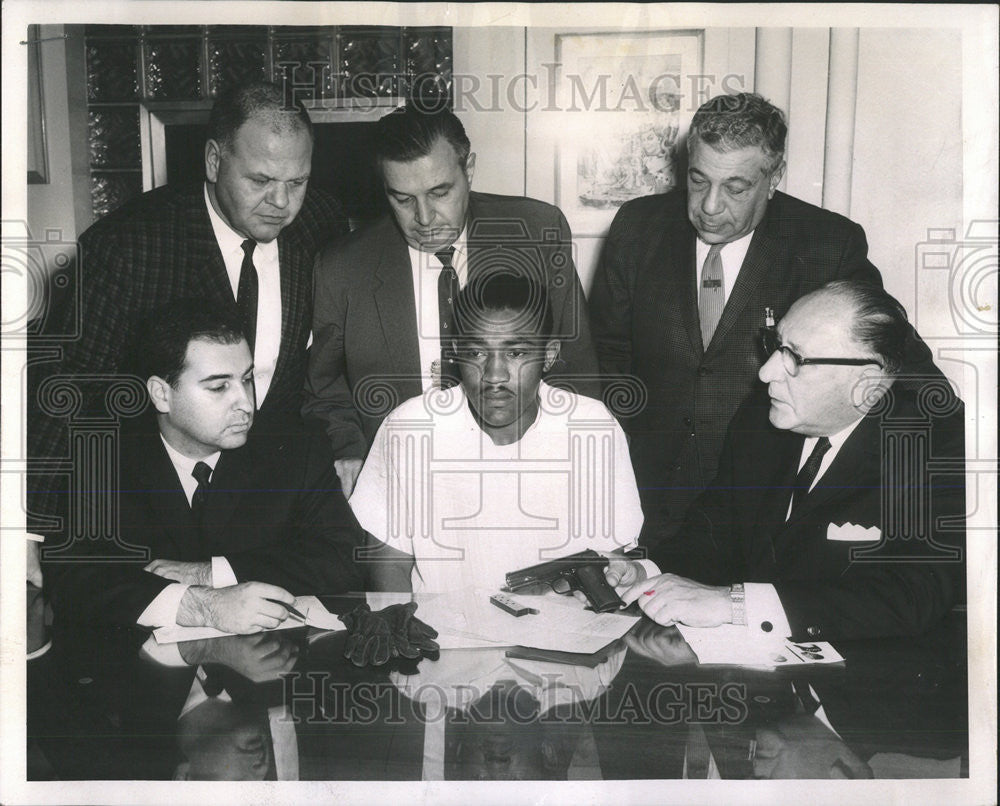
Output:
top-left (339, 602), bottom-right (439, 666)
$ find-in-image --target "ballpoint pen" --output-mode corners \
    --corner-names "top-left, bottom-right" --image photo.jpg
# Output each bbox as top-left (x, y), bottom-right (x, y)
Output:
top-left (266, 598), bottom-right (307, 622)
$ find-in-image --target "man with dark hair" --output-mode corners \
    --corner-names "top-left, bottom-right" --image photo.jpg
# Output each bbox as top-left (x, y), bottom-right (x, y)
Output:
top-left (599, 282), bottom-right (964, 641)
top-left (349, 271), bottom-right (646, 593)
top-left (589, 92), bottom-right (938, 550)
top-left (47, 299), bottom-right (364, 631)
top-left (304, 105), bottom-right (600, 497)
top-left (30, 81), bottom-right (346, 526)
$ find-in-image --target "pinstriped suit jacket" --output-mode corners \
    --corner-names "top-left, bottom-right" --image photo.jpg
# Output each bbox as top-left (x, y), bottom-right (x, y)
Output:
top-left (590, 189), bottom-right (886, 547)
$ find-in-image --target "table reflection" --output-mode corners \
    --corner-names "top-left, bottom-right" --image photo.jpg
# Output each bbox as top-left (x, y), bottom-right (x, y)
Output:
top-left (26, 592), bottom-right (968, 782)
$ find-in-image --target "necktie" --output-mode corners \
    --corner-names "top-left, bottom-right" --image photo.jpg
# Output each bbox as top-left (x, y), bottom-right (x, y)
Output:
top-left (790, 437), bottom-right (832, 515)
top-left (698, 243), bottom-right (725, 349)
top-left (237, 239), bottom-right (258, 355)
top-left (436, 246), bottom-right (459, 389)
top-left (191, 461), bottom-right (213, 521)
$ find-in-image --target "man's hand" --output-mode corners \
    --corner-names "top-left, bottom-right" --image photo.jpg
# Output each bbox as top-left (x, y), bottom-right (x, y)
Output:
top-left (621, 573), bottom-right (732, 627)
top-left (603, 556), bottom-right (646, 588)
top-left (334, 458), bottom-right (364, 499)
top-left (26, 539), bottom-right (43, 588)
top-left (178, 633), bottom-right (299, 682)
top-left (145, 559), bottom-right (212, 586)
top-left (176, 582), bottom-right (295, 634)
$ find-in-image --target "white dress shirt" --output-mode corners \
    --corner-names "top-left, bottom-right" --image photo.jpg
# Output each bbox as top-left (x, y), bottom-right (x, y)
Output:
top-left (204, 183), bottom-right (282, 406)
top-left (695, 230), bottom-right (754, 305)
top-left (136, 437), bottom-right (239, 628)
top-left (408, 230), bottom-right (469, 391)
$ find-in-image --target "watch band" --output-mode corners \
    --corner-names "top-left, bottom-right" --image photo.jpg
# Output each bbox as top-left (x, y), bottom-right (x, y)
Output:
top-left (730, 582), bottom-right (746, 625)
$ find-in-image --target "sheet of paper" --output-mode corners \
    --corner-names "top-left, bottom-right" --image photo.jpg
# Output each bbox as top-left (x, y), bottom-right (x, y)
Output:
top-left (152, 595), bottom-right (341, 643)
top-left (412, 588), bottom-right (640, 653)
top-left (675, 623), bottom-right (844, 667)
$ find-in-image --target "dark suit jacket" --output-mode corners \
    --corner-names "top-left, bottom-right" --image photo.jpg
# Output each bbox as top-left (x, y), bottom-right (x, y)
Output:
top-left (590, 190), bottom-right (892, 546)
top-left (651, 390), bottom-right (966, 641)
top-left (303, 191), bottom-right (601, 458)
top-left (30, 183), bottom-right (347, 476)
top-left (48, 418), bottom-right (365, 627)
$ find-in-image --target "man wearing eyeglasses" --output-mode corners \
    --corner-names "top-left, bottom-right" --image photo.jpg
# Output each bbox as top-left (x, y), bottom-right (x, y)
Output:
top-left (599, 281), bottom-right (964, 641)
top-left (590, 92), bottom-right (939, 552)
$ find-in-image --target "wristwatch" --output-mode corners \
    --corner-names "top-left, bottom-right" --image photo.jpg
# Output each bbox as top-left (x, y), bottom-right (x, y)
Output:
top-left (729, 582), bottom-right (746, 625)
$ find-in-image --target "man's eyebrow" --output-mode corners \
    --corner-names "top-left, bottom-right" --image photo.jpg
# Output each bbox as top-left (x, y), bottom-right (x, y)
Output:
top-left (248, 171), bottom-right (310, 183)
top-left (197, 372), bottom-right (236, 383)
top-left (386, 180), bottom-right (453, 197)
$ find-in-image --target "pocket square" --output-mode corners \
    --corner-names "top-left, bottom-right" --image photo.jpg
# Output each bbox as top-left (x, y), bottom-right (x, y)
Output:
top-left (827, 522), bottom-right (881, 542)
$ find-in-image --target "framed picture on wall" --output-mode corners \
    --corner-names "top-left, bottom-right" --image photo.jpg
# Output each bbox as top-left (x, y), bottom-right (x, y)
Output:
top-left (551, 30), bottom-right (703, 236)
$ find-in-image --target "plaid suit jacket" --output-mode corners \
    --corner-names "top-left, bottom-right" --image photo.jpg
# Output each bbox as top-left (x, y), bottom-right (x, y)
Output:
top-left (28, 184), bottom-right (346, 522)
top-left (590, 189), bottom-right (887, 547)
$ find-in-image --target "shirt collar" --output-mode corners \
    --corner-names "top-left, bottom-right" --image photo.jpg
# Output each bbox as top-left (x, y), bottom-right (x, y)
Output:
top-left (203, 183), bottom-right (278, 260)
top-left (160, 432), bottom-right (221, 479)
top-left (809, 415), bottom-right (865, 453)
top-left (406, 226), bottom-right (469, 268)
top-left (696, 228), bottom-right (755, 253)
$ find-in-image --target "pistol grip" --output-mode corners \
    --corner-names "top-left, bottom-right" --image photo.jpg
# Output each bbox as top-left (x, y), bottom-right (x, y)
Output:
top-left (575, 564), bottom-right (623, 613)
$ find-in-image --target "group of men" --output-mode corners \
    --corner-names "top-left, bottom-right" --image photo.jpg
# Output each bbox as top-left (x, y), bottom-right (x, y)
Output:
top-left (32, 81), bottom-right (964, 647)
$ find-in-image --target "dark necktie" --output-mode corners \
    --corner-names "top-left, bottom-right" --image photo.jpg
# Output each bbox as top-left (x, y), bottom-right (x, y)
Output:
top-left (237, 239), bottom-right (258, 354)
top-left (698, 243), bottom-right (725, 349)
top-left (436, 246), bottom-right (459, 389)
top-left (191, 461), bottom-right (213, 521)
top-left (790, 437), bottom-right (832, 515)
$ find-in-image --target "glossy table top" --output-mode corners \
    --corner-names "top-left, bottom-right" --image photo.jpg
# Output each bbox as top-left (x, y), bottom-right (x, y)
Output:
top-left (27, 593), bottom-right (968, 782)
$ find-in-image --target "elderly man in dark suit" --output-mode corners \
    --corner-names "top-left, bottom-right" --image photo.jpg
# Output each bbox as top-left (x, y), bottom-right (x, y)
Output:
top-left (303, 105), bottom-right (600, 496)
top-left (601, 282), bottom-right (964, 642)
top-left (590, 92), bottom-right (937, 549)
top-left (47, 301), bottom-right (363, 631)
top-left (30, 81), bottom-right (346, 515)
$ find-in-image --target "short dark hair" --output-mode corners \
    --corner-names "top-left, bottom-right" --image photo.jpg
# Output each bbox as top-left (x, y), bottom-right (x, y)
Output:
top-left (689, 92), bottom-right (787, 173)
top-left (207, 80), bottom-right (313, 151)
top-left (372, 104), bottom-right (471, 168)
top-left (454, 270), bottom-right (553, 341)
top-left (823, 281), bottom-right (911, 374)
top-left (137, 300), bottom-right (246, 387)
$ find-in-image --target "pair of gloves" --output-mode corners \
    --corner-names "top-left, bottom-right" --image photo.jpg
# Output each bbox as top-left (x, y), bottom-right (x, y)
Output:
top-left (338, 601), bottom-right (440, 666)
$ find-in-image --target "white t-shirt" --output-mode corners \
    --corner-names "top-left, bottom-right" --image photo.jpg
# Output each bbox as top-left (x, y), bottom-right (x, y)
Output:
top-left (350, 381), bottom-right (644, 593)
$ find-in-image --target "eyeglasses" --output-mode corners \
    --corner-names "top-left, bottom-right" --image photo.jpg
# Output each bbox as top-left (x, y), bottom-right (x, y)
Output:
top-left (760, 328), bottom-right (883, 378)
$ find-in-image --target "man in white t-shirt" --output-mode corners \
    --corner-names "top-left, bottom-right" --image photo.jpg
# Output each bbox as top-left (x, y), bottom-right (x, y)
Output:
top-left (350, 272), bottom-right (645, 593)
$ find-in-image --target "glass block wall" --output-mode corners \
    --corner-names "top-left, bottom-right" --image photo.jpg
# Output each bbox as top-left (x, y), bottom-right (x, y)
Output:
top-left (85, 25), bottom-right (454, 219)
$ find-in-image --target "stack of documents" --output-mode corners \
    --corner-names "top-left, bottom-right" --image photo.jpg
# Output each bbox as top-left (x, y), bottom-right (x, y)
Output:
top-left (410, 588), bottom-right (640, 653)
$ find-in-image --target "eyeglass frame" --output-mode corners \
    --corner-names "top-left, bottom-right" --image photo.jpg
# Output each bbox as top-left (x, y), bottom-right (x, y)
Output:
top-left (759, 327), bottom-right (883, 377)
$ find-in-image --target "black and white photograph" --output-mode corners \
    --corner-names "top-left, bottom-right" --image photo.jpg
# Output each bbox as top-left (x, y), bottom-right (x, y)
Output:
top-left (1, 3), bottom-right (996, 805)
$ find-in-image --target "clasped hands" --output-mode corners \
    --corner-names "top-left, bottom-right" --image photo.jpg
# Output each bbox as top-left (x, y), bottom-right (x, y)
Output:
top-left (602, 557), bottom-right (732, 628)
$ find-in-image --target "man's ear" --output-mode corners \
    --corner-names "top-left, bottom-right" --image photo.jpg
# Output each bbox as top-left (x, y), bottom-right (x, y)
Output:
top-left (205, 139), bottom-right (222, 183)
top-left (543, 339), bottom-right (561, 372)
top-left (464, 151), bottom-right (476, 186)
top-left (853, 366), bottom-right (893, 413)
top-left (768, 160), bottom-right (786, 198)
top-left (147, 375), bottom-right (172, 414)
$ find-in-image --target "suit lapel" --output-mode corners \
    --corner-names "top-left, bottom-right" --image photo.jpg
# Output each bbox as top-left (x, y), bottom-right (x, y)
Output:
top-left (707, 194), bottom-right (791, 353)
top-left (189, 192), bottom-right (237, 309)
top-left (653, 217), bottom-right (701, 357)
top-left (785, 415), bottom-right (881, 526)
top-left (751, 428), bottom-right (805, 570)
top-left (273, 236), bottom-right (308, 391)
top-left (131, 436), bottom-right (202, 559)
top-left (199, 446), bottom-right (253, 551)
top-left (373, 229), bottom-right (422, 374)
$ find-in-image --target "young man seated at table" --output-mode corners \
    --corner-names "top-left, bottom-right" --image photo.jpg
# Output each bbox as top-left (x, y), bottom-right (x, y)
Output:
top-left (599, 281), bottom-right (965, 642)
top-left (350, 271), bottom-right (652, 593)
top-left (46, 300), bottom-right (364, 632)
